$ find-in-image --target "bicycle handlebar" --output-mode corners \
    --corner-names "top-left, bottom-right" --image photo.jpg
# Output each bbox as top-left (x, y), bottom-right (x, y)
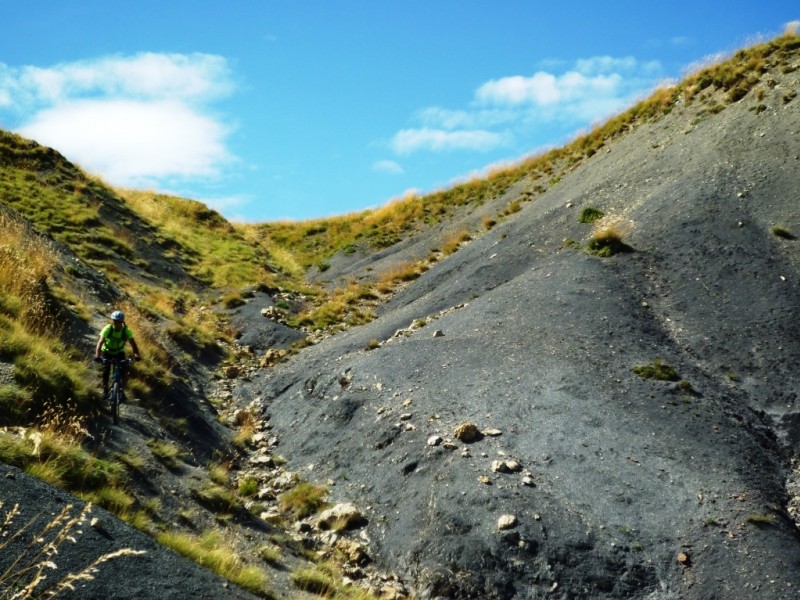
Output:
top-left (98, 357), bottom-right (138, 365)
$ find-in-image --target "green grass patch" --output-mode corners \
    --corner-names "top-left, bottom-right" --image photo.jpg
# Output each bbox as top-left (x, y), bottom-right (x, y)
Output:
top-left (578, 207), bottom-right (605, 223)
top-left (147, 439), bottom-right (185, 470)
top-left (278, 482), bottom-right (328, 520)
top-left (633, 358), bottom-right (680, 381)
top-left (156, 529), bottom-right (271, 596)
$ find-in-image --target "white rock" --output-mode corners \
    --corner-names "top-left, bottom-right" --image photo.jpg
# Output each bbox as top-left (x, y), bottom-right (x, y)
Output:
top-left (317, 503), bottom-right (364, 530)
top-left (427, 435), bottom-right (443, 447)
top-left (498, 514), bottom-right (518, 530)
top-left (505, 459), bottom-right (522, 473)
top-left (491, 460), bottom-right (509, 473)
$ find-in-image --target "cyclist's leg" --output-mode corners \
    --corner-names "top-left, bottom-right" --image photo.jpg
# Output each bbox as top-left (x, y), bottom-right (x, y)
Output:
top-left (119, 359), bottom-right (128, 402)
top-left (101, 355), bottom-right (111, 398)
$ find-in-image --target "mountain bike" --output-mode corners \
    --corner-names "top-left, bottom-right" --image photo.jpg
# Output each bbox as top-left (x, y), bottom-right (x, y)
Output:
top-left (102, 357), bottom-right (136, 425)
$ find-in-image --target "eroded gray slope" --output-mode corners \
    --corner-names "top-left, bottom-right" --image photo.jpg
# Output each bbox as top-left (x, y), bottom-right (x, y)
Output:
top-left (245, 80), bottom-right (800, 598)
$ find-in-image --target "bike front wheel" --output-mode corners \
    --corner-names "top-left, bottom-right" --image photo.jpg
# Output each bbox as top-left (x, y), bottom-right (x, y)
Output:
top-left (110, 381), bottom-right (120, 425)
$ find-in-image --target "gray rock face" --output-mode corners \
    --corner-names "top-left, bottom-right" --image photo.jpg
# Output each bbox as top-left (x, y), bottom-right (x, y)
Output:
top-left (244, 73), bottom-right (800, 599)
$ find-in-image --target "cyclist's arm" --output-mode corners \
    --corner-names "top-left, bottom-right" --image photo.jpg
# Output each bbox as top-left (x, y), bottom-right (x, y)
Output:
top-left (129, 337), bottom-right (141, 359)
top-left (94, 335), bottom-right (104, 360)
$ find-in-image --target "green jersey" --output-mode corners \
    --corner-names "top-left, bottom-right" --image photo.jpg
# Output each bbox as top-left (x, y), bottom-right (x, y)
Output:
top-left (100, 324), bottom-right (134, 354)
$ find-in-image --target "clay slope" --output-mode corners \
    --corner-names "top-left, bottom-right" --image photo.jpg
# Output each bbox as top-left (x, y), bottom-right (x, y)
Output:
top-left (239, 64), bottom-right (800, 598)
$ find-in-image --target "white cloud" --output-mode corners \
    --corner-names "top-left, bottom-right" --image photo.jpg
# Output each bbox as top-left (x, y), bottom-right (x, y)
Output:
top-left (12, 53), bottom-right (232, 105)
top-left (20, 99), bottom-right (231, 185)
top-left (372, 159), bottom-right (404, 174)
top-left (391, 128), bottom-right (507, 154)
top-left (416, 106), bottom-right (516, 130)
top-left (0, 53), bottom-right (235, 187)
top-left (475, 58), bottom-right (648, 107)
top-left (476, 72), bottom-right (560, 106)
top-left (574, 56), bottom-right (637, 75)
top-left (392, 55), bottom-right (663, 156)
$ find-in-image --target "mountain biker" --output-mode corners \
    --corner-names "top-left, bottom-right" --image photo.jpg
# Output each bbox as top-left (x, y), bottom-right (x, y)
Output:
top-left (94, 310), bottom-right (141, 400)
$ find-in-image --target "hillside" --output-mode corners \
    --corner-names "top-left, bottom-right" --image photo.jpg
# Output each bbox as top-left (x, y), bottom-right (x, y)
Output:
top-left (1, 32), bottom-right (799, 600)
top-left (235, 35), bottom-right (800, 599)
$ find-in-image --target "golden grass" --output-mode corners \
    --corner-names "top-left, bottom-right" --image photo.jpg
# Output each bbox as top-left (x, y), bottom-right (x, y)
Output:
top-left (442, 229), bottom-right (472, 255)
top-left (0, 501), bottom-right (145, 599)
top-left (278, 482), bottom-right (328, 520)
top-left (232, 408), bottom-right (258, 448)
top-left (156, 529), bottom-right (270, 596)
top-left (0, 211), bottom-right (58, 326)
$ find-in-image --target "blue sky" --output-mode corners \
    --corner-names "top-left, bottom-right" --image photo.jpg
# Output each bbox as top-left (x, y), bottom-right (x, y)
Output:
top-left (0, 2), bottom-right (797, 222)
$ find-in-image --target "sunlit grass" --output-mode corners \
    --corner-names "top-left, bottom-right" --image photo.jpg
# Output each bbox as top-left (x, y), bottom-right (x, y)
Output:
top-left (156, 529), bottom-right (271, 596)
top-left (278, 482), bottom-right (328, 520)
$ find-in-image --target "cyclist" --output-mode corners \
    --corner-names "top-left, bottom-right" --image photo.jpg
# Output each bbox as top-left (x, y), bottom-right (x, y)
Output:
top-left (94, 310), bottom-right (141, 400)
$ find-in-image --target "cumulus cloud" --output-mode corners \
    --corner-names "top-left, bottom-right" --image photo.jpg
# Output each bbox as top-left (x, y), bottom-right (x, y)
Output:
top-left (392, 128), bottom-right (508, 154)
top-left (392, 55), bottom-right (662, 156)
top-left (476, 72), bottom-right (561, 106)
top-left (372, 159), bottom-right (404, 174)
top-left (0, 53), bottom-right (234, 187)
top-left (20, 99), bottom-right (230, 184)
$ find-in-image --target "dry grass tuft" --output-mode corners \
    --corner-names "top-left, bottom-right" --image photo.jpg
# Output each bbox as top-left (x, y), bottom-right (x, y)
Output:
top-left (587, 217), bottom-right (635, 257)
top-left (0, 501), bottom-right (145, 599)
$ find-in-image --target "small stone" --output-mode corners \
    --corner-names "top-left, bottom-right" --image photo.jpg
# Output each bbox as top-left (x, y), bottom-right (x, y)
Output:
top-left (522, 476), bottom-right (536, 487)
top-left (454, 422), bottom-right (480, 442)
top-left (677, 552), bottom-right (691, 567)
top-left (492, 460), bottom-right (510, 473)
top-left (427, 435), bottom-right (443, 447)
top-left (483, 428), bottom-right (502, 437)
top-left (498, 514), bottom-right (518, 530)
top-left (505, 459), bottom-right (522, 473)
top-left (432, 330), bottom-right (445, 338)
top-left (399, 413), bottom-right (413, 421)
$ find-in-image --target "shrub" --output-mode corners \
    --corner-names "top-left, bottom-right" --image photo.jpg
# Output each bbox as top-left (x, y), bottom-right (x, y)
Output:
top-left (633, 358), bottom-right (679, 381)
top-left (578, 207), bottom-right (605, 223)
